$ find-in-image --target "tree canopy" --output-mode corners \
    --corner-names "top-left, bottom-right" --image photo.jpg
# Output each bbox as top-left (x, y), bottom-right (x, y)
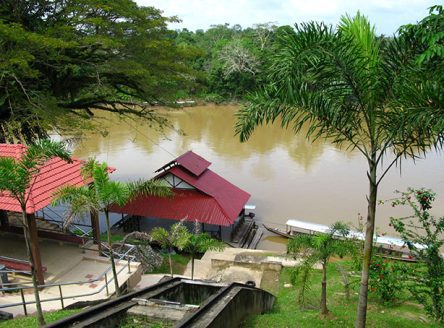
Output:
top-left (235, 12), bottom-right (444, 328)
top-left (0, 0), bottom-right (198, 142)
top-left (174, 23), bottom-right (277, 101)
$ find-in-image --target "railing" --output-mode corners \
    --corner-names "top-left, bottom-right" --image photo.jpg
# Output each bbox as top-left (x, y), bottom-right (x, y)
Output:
top-left (0, 249), bottom-right (137, 315)
top-left (101, 242), bottom-right (136, 261)
top-left (35, 207), bottom-right (93, 238)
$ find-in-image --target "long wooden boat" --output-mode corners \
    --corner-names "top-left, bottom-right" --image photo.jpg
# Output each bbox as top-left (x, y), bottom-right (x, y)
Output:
top-left (262, 224), bottom-right (292, 238)
top-left (263, 219), bottom-right (425, 262)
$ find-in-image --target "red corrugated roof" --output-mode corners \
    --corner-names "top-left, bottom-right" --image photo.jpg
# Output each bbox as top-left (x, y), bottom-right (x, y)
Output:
top-left (0, 144), bottom-right (94, 214)
top-left (112, 151), bottom-right (251, 226)
top-left (162, 166), bottom-right (250, 222)
top-left (156, 151), bottom-right (211, 177)
top-left (111, 189), bottom-right (234, 226)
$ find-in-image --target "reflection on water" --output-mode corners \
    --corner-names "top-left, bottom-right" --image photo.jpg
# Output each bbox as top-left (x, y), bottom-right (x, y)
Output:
top-left (72, 105), bottom-right (444, 250)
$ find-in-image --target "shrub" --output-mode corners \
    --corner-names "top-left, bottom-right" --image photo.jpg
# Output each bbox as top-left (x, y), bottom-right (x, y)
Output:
top-left (369, 256), bottom-right (410, 305)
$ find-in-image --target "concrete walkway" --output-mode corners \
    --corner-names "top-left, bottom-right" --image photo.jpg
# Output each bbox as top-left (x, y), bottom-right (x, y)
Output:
top-left (182, 248), bottom-right (301, 287)
top-left (0, 233), bottom-right (141, 317)
top-left (0, 257), bottom-right (140, 317)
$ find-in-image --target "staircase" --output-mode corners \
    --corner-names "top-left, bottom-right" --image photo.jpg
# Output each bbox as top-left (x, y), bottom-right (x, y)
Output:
top-left (7, 213), bottom-right (63, 232)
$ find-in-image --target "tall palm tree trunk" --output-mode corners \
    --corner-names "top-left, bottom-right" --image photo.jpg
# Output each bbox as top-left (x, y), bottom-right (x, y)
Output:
top-left (320, 260), bottom-right (328, 315)
top-left (105, 210), bottom-right (120, 296)
top-left (168, 248), bottom-right (174, 277)
top-left (356, 161), bottom-right (377, 328)
top-left (191, 254), bottom-right (195, 280)
top-left (21, 209), bottom-right (45, 326)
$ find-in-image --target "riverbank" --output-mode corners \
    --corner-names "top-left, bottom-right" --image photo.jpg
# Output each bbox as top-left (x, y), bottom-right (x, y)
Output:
top-left (243, 262), bottom-right (439, 328)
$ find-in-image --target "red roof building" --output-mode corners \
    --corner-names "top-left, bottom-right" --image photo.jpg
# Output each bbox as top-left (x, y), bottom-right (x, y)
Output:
top-left (0, 143), bottom-right (106, 284)
top-left (111, 151), bottom-right (251, 227)
top-left (0, 144), bottom-right (92, 214)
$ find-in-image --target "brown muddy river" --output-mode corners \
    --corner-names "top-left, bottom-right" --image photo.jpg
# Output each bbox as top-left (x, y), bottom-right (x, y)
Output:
top-left (72, 104), bottom-right (444, 251)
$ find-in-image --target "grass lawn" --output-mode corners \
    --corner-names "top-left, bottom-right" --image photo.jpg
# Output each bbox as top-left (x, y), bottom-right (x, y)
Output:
top-left (0, 309), bottom-right (81, 328)
top-left (242, 261), bottom-right (443, 328)
top-left (149, 253), bottom-right (191, 275)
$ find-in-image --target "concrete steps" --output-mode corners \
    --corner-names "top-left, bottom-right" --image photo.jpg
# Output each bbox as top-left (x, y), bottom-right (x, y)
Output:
top-left (7, 213), bottom-right (63, 232)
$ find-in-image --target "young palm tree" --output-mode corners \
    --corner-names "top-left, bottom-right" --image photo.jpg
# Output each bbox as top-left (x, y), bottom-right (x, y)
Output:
top-left (52, 160), bottom-right (171, 296)
top-left (288, 222), bottom-right (354, 315)
top-left (150, 222), bottom-right (190, 277)
top-left (183, 222), bottom-right (225, 280)
top-left (235, 14), bottom-right (444, 327)
top-left (0, 140), bottom-right (71, 326)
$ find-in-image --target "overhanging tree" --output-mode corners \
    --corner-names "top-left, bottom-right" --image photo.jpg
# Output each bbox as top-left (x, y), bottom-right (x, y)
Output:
top-left (52, 159), bottom-right (171, 296)
top-left (235, 13), bottom-right (444, 327)
top-left (0, 0), bottom-right (198, 142)
top-left (0, 140), bottom-right (71, 326)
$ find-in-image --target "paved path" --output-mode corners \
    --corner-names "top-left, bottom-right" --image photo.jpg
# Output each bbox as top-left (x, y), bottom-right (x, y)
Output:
top-left (0, 257), bottom-right (140, 317)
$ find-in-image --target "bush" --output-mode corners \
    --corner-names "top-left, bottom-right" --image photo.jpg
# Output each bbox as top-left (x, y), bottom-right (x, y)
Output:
top-left (369, 257), bottom-right (410, 305)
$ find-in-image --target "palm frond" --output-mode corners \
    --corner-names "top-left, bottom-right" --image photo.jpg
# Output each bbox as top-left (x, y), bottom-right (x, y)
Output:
top-left (288, 234), bottom-right (316, 254)
top-left (81, 158), bottom-right (99, 180)
top-left (91, 162), bottom-right (110, 192)
top-left (170, 222), bottom-right (191, 250)
top-left (150, 227), bottom-right (170, 249)
top-left (99, 181), bottom-right (131, 207)
top-left (0, 157), bottom-right (23, 196)
top-left (52, 186), bottom-right (97, 228)
top-left (127, 179), bottom-right (172, 200)
top-left (21, 140), bottom-right (72, 172)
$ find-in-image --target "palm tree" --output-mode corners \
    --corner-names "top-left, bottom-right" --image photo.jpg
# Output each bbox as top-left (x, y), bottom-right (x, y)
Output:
top-left (150, 222), bottom-right (190, 277)
top-left (52, 160), bottom-right (171, 296)
top-left (235, 14), bottom-right (444, 327)
top-left (0, 140), bottom-right (71, 326)
top-left (288, 222), bottom-right (354, 315)
top-left (183, 222), bottom-right (225, 280)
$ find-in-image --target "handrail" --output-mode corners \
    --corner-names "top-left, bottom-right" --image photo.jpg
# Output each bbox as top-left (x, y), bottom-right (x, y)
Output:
top-left (36, 207), bottom-right (93, 238)
top-left (0, 257), bottom-right (135, 313)
top-left (0, 243), bottom-right (138, 315)
top-left (0, 255), bottom-right (31, 265)
top-left (0, 246), bottom-right (136, 288)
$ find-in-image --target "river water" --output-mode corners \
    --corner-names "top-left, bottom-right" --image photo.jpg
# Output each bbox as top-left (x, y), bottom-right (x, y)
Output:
top-left (72, 104), bottom-right (444, 251)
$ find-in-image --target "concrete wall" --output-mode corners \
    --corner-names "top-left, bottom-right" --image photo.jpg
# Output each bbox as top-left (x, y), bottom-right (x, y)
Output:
top-left (153, 282), bottom-right (221, 305)
top-left (211, 258), bottom-right (282, 272)
top-left (126, 262), bottom-right (142, 290)
top-left (177, 286), bottom-right (275, 328)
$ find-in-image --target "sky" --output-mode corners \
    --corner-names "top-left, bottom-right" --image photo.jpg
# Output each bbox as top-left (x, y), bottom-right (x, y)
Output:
top-left (137, 0), bottom-right (437, 35)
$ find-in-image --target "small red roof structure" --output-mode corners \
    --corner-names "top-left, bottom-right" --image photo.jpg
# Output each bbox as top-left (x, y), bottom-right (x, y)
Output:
top-left (111, 151), bottom-right (250, 226)
top-left (0, 144), bottom-right (94, 214)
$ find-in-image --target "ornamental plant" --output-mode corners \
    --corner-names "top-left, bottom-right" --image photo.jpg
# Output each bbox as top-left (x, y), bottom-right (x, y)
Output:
top-left (288, 221), bottom-right (357, 315)
top-left (389, 188), bottom-right (444, 322)
top-left (368, 256), bottom-right (410, 305)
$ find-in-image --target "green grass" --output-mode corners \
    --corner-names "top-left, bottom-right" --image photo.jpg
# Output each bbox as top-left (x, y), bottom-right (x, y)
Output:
top-left (150, 253), bottom-right (191, 275)
top-left (0, 309), bottom-right (81, 328)
top-left (242, 261), bottom-right (443, 328)
top-left (100, 232), bottom-right (126, 244)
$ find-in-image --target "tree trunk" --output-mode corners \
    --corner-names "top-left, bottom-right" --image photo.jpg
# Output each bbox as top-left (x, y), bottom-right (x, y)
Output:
top-left (90, 209), bottom-right (102, 255)
top-left (320, 260), bottom-right (328, 315)
top-left (356, 161), bottom-right (378, 328)
top-left (105, 210), bottom-right (120, 297)
top-left (191, 254), bottom-right (195, 280)
top-left (21, 209), bottom-right (45, 326)
top-left (168, 248), bottom-right (173, 277)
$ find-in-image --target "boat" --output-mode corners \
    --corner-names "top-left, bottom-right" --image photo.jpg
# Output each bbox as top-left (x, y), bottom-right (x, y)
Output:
top-left (262, 224), bottom-right (292, 238)
top-left (263, 219), bottom-right (426, 262)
